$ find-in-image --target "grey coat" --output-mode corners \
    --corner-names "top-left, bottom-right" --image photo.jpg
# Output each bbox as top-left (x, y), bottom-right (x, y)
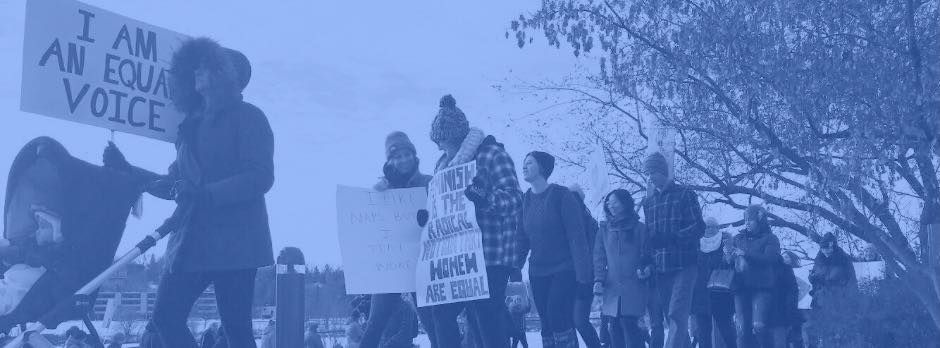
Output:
top-left (594, 219), bottom-right (649, 317)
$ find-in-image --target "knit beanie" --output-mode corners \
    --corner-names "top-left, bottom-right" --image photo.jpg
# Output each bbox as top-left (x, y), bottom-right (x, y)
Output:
top-left (385, 131), bottom-right (416, 159)
top-left (745, 204), bottom-right (766, 222)
top-left (526, 151), bottom-right (556, 179)
top-left (430, 95), bottom-right (470, 145)
top-left (644, 152), bottom-right (668, 175)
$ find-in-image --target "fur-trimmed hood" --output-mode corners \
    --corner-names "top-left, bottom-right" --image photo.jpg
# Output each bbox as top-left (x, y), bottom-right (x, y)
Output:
top-left (169, 37), bottom-right (251, 114)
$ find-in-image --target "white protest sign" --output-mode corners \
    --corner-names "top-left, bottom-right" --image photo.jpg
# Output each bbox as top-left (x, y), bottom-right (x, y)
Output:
top-left (21, 0), bottom-right (189, 143)
top-left (646, 116), bottom-right (677, 179)
top-left (587, 142), bottom-right (610, 220)
top-left (417, 162), bottom-right (490, 307)
top-left (336, 185), bottom-right (426, 294)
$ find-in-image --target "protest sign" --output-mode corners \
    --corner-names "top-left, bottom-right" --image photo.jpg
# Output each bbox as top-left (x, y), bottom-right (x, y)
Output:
top-left (417, 162), bottom-right (490, 307)
top-left (646, 116), bottom-right (677, 179)
top-left (336, 185), bottom-right (426, 294)
top-left (21, 0), bottom-right (189, 143)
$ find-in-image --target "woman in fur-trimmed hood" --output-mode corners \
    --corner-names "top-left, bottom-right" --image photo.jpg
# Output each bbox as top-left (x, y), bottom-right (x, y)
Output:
top-left (103, 37), bottom-right (273, 348)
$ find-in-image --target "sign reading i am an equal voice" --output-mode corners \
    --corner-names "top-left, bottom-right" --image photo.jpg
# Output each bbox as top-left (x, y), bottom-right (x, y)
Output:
top-left (21, 0), bottom-right (189, 143)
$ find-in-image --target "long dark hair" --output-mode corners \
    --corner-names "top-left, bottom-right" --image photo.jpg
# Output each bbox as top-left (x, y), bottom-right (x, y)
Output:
top-left (603, 189), bottom-right (639, 223)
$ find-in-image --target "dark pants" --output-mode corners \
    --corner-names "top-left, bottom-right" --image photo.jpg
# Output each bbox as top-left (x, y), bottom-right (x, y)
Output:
top-left (432, 266), bottom-right (512, 348)
top-left (647, 280), bottom-right (665, 348)
top-left (530, 269), bottom-right (577, 340)
top-left (152, 269), bottom-right (257, 348)
top-left (608, 316), bottom-right (644, 348)
top-left (653, 267), bottom-right (697, 348)
top-left (692, 292), bottom-right (737, 348)
top-left (510, 312), bottom-right (529, 348)
top-left (599, 316), bottom-right (613, 347)
top-left (361, 293), bottom-right (427, 348)
top-left (734, 290), bottom-right (773, 348)
top-left (574, 283), bottom-right (601, 348)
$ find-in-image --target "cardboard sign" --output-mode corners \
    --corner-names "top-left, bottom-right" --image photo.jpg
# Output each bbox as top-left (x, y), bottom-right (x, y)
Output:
top-left (336, 186), bottom-right (427, 294)
top-left (417, 162), bottom-right (490, 307)
top-left (21, 0), bottom-right (189, 142)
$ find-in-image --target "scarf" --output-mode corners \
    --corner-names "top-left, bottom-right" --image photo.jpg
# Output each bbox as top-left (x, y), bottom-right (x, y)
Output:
top-left (700, 231), bottom-right (723, 253)
top-left (437, 127), bottom-right (486, 170)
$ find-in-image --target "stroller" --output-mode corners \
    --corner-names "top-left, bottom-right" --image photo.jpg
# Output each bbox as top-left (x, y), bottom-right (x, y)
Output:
top-left (0, 137), bottom-right (174, 347)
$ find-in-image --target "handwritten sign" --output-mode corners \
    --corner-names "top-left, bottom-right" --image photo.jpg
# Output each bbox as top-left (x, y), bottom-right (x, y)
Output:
top-left (336, 186), bottom-right (426, 294)
top-left (20, 0), bottom-right (189, 142)
top-left (416, 162), bottom-right (490, 307)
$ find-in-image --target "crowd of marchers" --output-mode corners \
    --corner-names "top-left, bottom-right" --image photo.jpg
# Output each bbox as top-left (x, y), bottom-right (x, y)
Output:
top-left (93, 36), bottom-right (857, 348)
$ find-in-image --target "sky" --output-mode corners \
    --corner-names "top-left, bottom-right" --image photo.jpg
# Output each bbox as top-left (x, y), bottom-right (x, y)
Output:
top-left (0, 0), bottom-right (596, 266)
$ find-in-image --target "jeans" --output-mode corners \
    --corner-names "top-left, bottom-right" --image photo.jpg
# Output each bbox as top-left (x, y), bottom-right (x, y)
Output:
top-left (431, 266), bottom-right (512, 348)
top-left (734, 290), bottom-right (773, 348)
top-left (647, 279), bottom-right (665, 348)
top-left (691, 292), bottom-right (737, 348)
top-left (574, 283), bottom-right (602, 348)
top-left (152, 269), bottom-right (257, 348)
top-left (653, 266), bottom-right (697, 348)
top-left (530, 269), bottom-right (577, 340)
top-left (609, 316), bottom-right (644, 348)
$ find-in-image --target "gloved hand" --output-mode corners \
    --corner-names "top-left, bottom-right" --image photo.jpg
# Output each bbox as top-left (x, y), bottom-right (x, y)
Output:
top-left (103, 141), bottom-right (131, 169)
top-left (172, 180), bottom-right (209, 205)
top-left (464, 176), bottom-right (489, 209)
top-left (417, 209), bottom-right (430, 228)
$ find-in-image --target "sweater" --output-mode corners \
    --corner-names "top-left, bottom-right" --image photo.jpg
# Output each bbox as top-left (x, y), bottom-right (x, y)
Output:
top-left (517, 184), bottom-right (592, 283)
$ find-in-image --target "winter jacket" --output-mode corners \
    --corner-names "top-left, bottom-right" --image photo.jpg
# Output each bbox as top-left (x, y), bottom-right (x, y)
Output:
top-left (642, 183), bottom-right (706, 274)
top-left (691, 232), bottom-right (732, 314)
top-left (434, 128), bottom-right (523, 268)
top-left (809, 246), bottom-right (858, 308)
top-left (769, 260), bottom-right (804, 327)
top-left (732, 228), bottom-right (781, 290)
top-left (147, 38), bottom-right (275, 272)
top-left (517, 184), bottom-right (592, 283)
top-left (594, 218), bottom-right (649, 317)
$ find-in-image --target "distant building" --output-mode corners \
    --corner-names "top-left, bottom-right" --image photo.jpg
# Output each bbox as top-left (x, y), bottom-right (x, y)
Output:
top-left (93, 287), bottom-right (220, 320)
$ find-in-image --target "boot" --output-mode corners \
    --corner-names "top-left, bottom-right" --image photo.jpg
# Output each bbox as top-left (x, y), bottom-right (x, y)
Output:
top-left (554, 328), bottom-right (579, 348)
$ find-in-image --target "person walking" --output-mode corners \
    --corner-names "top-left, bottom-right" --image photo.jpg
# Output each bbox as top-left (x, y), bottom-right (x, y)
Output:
top-left (305, 323), bottom-right (326, 348)
top-left (769, 251), bottom-right (805, 348)
top-left (569, 184), bottom-right (603, 348)
top-left (594, 189), bottom-right (651, 348)
top-left (730, 205), bottom-right (781, 348)
top-left (104, 37), bottom-right (273, 348)
top-left (690, 218), bottom-right (736, 348)
top-left (516, 151), bottom-right (592, 348)
top-left (642, 152), bottom-right (706, 348)
top-left (362, 131), bottom-right (434, 348)
top-left (426, 95), bottom-right (524, 348)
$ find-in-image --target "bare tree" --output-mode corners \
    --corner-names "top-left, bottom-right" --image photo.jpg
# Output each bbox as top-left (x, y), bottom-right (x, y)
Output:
top-left (509, 0), bottom-right (940, 327)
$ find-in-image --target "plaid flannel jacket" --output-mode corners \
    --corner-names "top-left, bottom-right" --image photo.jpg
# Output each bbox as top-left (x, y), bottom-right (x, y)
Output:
top-left (642, 183), bottom-right (706, 274)
top-left (473, 141), bottom-right (524, 268)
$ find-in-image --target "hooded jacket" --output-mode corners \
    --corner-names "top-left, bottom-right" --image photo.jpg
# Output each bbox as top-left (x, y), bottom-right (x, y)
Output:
top-left (151, 38), bottom-right (274, 272)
